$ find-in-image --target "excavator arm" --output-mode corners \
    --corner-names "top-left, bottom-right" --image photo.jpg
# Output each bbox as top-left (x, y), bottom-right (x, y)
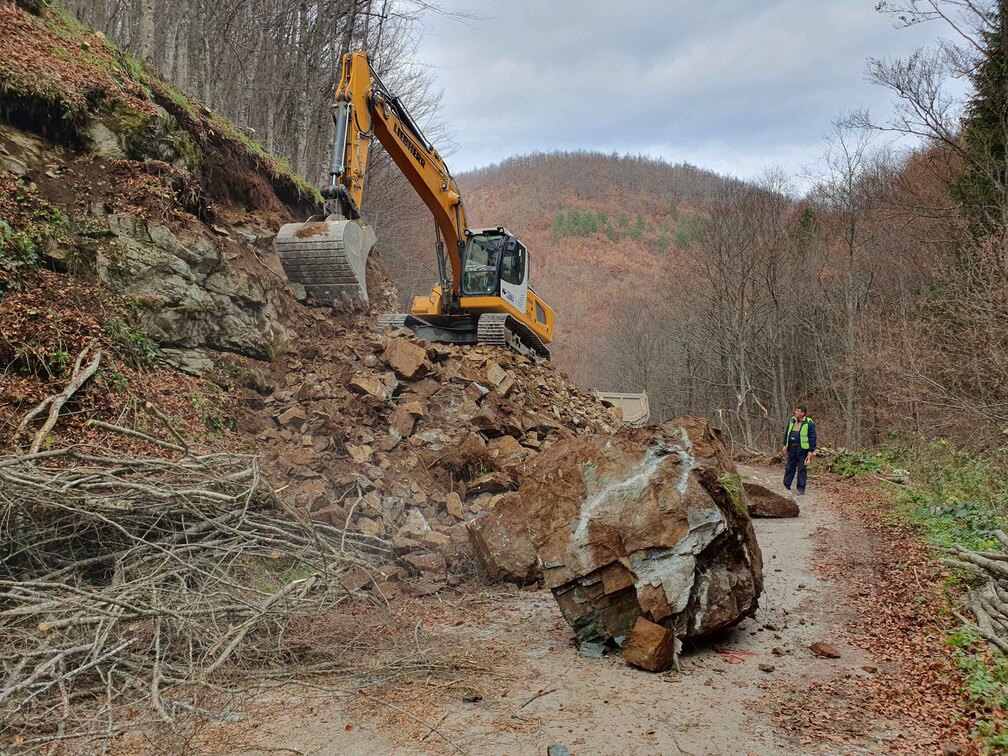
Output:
top-left (325, 51), bottom-right (466, 303)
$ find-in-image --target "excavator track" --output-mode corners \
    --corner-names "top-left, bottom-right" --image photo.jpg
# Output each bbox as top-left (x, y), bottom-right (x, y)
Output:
top-left (378, 312), bottom-right (549, 361)
top-left (476, 313), bottom-right (550, 360)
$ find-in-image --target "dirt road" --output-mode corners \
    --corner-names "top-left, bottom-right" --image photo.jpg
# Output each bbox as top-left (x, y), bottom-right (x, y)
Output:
top-left (222, 465), bottom-right (957, 755)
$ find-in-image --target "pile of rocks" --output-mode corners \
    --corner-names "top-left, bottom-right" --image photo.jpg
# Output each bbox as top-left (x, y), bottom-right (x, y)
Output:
top-left (241, 319), bottom-right (620, 598)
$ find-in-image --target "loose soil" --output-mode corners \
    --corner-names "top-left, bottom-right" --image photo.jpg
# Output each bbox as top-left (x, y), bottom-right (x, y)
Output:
top-left (191, 464), bottom-right (967, 755)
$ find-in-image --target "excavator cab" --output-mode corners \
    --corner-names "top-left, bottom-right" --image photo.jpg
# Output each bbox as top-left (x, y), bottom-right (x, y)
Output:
top-left (461, 229), bottom-right (533, 313)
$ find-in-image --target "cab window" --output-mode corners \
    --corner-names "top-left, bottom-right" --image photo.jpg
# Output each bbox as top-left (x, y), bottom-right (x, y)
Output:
top-left (500, 238), bottom-right (526, 285)
top-left (462, 233), bottom-right (503, 296)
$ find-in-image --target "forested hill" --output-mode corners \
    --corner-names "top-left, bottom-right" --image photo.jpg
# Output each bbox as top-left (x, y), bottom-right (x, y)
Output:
top-left (462, 151), bottom-right (739, 213)
top-left (448, 151), bottom-right (741, 392)
top-left (444, 141), bottom-right (1006, 452)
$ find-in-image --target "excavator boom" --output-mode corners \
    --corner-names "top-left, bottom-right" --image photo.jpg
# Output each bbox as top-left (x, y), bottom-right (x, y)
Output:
top-left (276, 51), bottom-right (554, 356)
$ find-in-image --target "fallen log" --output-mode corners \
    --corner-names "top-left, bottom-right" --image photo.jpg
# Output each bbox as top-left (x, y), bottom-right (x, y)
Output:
top-left (944, 539), bottom-right (1008, 655)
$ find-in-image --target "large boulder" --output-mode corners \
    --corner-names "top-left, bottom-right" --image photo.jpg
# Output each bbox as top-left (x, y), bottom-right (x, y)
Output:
top-left (743, 481), bottom-right (799, 518)
top-left (472, 417), bottom-right (763, 670)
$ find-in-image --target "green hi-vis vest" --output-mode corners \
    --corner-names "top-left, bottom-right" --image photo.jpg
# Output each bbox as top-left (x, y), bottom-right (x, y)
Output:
top-left (787, 417), bottom-right (813, 450)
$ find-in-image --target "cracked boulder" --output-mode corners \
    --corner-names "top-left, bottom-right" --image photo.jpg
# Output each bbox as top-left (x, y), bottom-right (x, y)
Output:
top-left (475, 417), bottom-right (762, 670)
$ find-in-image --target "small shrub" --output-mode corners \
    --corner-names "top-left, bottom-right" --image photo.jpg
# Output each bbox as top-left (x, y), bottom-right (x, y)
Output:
top-left (188, 388), bottom-right (232, 438)
top-left (895, 441), bottom-right (1007, 552)
top-left (45, 348), bottom-right (71, 378)
top-left (105, 317), bottom-right (158, 368)
top-left (947, 624), bottom-right (1008, 750)
top-left (0, 219), bottom-right (40, 266)
top-left (829, 450), bottom-right (888, 478)
top-left (1, 179), bottom-right (71, 287)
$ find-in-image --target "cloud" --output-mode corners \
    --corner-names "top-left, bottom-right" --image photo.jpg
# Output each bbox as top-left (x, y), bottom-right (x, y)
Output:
top-left (413, 0), bottom-right (958, 177)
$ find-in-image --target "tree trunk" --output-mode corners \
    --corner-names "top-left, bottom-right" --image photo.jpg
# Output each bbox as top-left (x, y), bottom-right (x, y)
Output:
top-left (136, 0), bottom-right (155, 64)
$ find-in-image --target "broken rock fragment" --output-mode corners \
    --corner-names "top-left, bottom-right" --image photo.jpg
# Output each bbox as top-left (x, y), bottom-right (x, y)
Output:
top-left (473, 417), bottom-right (763, 665)
top-left (743, 481), bottom-right (800, 518)
top-left (276, 406), bottom-right (307, 429)
top-left (397, 508), bottom-right (431, 540)
top-left (388, 406), bottom-right (417, 437)
top-left (466, 471), bottom-right (515, 496)
top-left (467, 492), bottom-right (542, 584)
top-left (349, 373), bottom-right (397, 401)
top-left (810, 642), bottom-right (841, 659)
top-left (486, 361), bottom-right (509, 387)
top-left (445, 492), bottom-right (464, 520)
top-left (382, 338), bottom-right (431, 379)
top-left (622, 617), bottom-right (678, 672)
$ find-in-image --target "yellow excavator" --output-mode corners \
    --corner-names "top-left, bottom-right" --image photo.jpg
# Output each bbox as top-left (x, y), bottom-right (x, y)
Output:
top-left (275, 51), bottom-right (554, 359)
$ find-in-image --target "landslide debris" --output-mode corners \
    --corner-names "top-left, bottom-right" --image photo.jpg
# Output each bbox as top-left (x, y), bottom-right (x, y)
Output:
top-left (0, 1), bottom-right (620, 602)
top-left (468, 418), bottom-right (763, 671)
top-left (249, 320), bottom-right (620, 598)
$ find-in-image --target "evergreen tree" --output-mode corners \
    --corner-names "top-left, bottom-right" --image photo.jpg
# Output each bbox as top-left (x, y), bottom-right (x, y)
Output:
top-left (952, 1), bottom-right (1008, 234)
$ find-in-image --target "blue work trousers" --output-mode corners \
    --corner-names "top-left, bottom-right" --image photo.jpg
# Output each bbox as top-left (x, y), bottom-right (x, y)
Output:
top-left (783, 446), bottom-right (809, 492)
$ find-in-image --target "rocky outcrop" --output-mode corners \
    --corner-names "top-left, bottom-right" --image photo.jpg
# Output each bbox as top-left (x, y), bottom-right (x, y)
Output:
top-left (96, 213), bottom-right (283, 367)
top-left (470, 418), bottom-right (763, 670)
top-left (743, 481), bottom-right (800, 518)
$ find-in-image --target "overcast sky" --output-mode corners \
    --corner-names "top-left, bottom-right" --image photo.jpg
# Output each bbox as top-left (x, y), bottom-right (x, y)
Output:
top-left (414, 1), bottom-right (958, 180)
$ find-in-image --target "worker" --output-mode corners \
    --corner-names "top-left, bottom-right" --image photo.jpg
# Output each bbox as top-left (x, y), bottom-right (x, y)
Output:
top-left (781, 404), bottom-right (817, 495)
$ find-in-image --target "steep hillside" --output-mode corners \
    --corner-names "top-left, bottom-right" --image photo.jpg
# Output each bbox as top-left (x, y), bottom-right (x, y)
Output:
top-left (382, 151), bottom-right (739, 390)
top-left (0, 0), bottom-right (319, 450)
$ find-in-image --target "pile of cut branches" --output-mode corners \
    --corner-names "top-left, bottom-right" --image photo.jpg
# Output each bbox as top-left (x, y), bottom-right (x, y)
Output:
top-left (942, 530), bottom-right (1008, 654)
top-left (0, 446), bottom-right (387, 749)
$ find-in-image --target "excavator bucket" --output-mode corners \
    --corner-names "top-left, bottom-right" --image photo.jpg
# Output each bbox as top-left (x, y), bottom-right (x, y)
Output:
top-left (275, 218), bottom-right (376, 309)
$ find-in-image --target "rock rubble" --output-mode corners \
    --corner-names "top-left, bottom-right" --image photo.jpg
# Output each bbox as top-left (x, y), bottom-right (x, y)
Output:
top-left (242, 320), bottom-right (621, 597)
